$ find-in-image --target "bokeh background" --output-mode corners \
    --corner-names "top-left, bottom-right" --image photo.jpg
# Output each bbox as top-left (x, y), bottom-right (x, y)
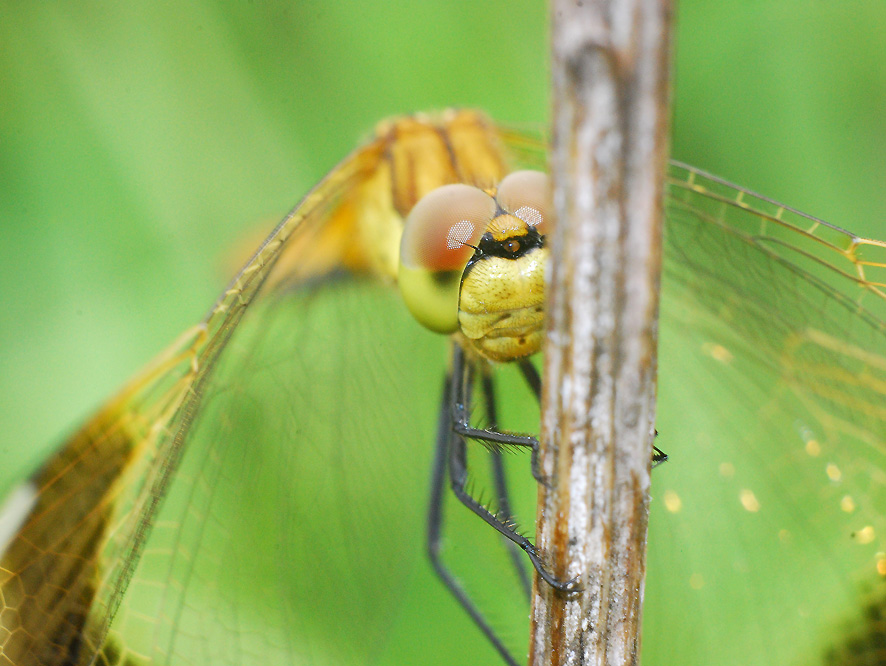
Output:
top-left (2, 1), bottom-right (885, 665)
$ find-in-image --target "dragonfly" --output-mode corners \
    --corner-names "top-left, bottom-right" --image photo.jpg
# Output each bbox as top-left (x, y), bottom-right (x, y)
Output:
top-left (1, 109), bottom-right (886, 666)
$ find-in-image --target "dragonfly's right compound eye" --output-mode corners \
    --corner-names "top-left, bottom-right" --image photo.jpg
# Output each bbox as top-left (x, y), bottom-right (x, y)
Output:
top-left (398, 183), bottom-right (496, 334)
top-left (495, 170), bottom-right (553, 236)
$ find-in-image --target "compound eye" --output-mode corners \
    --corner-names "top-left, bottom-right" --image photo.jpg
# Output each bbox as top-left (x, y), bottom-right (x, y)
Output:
top-left (398, 183), bottom-right (496, 333)
top-left (495, 170), bottom-right (553, 235)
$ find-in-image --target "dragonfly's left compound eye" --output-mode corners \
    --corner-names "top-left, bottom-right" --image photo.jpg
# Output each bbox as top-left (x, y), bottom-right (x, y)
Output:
top-left (399, 183), bottom-right (496, 334)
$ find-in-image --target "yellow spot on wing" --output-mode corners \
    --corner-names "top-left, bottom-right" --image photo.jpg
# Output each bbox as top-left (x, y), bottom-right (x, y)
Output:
top-left (739, 489), bottom-right (761, 512)
top-left (826, 463), bottom-right (842, 482)
top-left (663, 490), bottom-right (682, 513)
top-left (853, 526), bottom-right (875, 544)
top-left (702, 342), bottom-right (733, 363)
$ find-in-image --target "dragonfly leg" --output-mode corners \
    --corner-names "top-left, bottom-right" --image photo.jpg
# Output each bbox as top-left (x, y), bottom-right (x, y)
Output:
top-left (451, 356), bottom-right (546, 486)
top-left (447, 421), bottom-right (577, 592)
top-left (427, 374), bottom-right (522, 666)
top-left (449, 345), bottom-right (578, 593)
top-left (452, 422), bottom-right (546, 486)
top-left (516, 359), bottom-right (547, 485)
top-left (651, 429), bottom-right (668, 467)
top-left (518, 358), bottom-right (668, 471)
top-left (479, 368), bottom-right (533, 601)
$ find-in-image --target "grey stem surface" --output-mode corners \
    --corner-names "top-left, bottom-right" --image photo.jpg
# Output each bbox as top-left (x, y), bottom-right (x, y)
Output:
top-left (530, 0), bottom-right (672, 665)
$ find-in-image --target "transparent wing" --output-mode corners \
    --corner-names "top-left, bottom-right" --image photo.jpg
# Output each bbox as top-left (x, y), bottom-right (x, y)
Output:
top-left (0, 134), bottom-right (394, 666)
top-left (107, 277), bottom-right (451, 665)
top-left (0, 110), bottom-right (529, 666)
top-left (100, 112), bottom-right (526, 666)
top-left (644, 163), bottom-right (886, 665)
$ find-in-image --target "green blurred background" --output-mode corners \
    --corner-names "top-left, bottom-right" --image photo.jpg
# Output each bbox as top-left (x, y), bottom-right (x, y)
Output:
top-left (2, 1), bottom-right (885, 664)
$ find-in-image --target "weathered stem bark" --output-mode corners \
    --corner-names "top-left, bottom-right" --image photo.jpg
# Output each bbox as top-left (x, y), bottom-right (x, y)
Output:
top-left (530, 1), bottom-right (671, 665)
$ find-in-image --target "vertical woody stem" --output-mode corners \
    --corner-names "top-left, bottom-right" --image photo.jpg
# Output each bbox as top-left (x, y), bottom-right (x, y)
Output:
top-left (531, 1), bottom-right (672, 664)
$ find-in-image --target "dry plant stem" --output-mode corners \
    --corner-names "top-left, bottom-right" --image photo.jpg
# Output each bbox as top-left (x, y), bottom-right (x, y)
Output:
top-left (530, 0), bottom-right (671, 665)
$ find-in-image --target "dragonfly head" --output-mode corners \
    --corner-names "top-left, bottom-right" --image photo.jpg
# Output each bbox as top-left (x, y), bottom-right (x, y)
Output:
top-left (398, 170), bottom-right (552, 362)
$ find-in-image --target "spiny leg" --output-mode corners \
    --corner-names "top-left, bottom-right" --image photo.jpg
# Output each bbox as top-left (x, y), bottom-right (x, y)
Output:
top-left (516, 359), bottom-right (546, 483)
top-left (432, 345), bottom-right (666, 647)
top-left (652, 430), bottom-right (668, 467)
top-left (479, 367), bottom-right (532, 601)
top-left (452, 356), bottom-right (545, 485)
top-left (449, 344), bottom-right (576, 592)
top-left (516, 357), bottom-right (541, 399)
top-left (426, 374), bottom-right (521, 666)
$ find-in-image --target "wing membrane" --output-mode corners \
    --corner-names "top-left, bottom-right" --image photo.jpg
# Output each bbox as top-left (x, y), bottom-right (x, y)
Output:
top-left (0, 110), bottom-right (523, 666)
top-left (644, 163), bottom-right (886, 665)
top-left (110, 278), bottom-right (446, 664)
top-left (0, 134), bottom-right (384, 666)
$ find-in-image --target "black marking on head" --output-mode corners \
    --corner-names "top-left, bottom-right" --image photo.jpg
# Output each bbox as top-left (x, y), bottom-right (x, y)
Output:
top-left (463, 225), bottom-right (545, 276)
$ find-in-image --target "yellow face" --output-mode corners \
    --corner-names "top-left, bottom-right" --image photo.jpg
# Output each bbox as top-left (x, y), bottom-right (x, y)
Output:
top-left (457, 217), bottom-right (548, 362)
top-left (398, 170), bottom-right (552, 362)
